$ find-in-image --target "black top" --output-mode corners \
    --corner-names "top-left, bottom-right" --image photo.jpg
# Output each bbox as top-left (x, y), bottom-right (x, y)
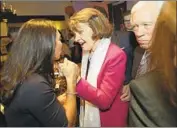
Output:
top-left (4, 74), bottom-right (68, 127)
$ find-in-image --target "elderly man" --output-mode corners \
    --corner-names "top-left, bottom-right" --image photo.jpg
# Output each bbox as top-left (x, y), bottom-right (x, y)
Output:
top-left (121, 1), bottom-right (164, 102)
top-left (128, 1), bottom-right (172, 127)
top-left (131, 1), bottom-right (164, 78)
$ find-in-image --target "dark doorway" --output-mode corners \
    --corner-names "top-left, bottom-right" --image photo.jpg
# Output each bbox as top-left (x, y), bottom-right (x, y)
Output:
top-left (108, 1), bottom-right (127, 30)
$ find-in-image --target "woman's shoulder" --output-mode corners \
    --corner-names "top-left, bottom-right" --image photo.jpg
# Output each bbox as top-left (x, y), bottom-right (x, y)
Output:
top-left (3, 74), bottom-right (54, 111)
top-left (13, 74), bottom-right (52, 102)
top-left (106, 43), bottom-right (126, 60)
top-left (15, 74), bottom-right (55, 108)
top-left (109, 42), bottom-right (124, 51)
top-left (20, 74), bottom-right (52, 95)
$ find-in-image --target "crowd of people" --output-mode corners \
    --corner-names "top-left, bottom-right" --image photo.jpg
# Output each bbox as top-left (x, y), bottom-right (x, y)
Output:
top-left (0, 1), bottom-right (176, 127)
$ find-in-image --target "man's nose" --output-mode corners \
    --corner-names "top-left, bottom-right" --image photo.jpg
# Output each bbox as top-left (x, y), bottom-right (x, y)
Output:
top-left (135, 26), bottom-right (145, 38)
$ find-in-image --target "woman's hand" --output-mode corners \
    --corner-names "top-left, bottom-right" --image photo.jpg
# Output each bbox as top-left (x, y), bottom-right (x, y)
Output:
top-left (59, 58), bottom-right (79, 85)
top-left (59, 58), bottom-right (78, 127)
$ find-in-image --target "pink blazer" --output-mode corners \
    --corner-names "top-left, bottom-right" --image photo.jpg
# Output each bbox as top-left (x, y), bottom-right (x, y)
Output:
top-left (76, 43), bottom-right (128, 127)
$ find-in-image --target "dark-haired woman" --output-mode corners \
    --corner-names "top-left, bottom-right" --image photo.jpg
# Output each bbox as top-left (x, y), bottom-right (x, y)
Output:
top-left (0, 19), bottom-right (78, 127)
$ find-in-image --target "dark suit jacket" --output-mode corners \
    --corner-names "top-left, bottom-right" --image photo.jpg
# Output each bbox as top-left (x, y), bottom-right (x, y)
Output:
top-left (111, 31), bottom-right (138, 84)
top-left (129, 71), bottom-right (177, 127)
top-left (131, 46), bottom-right (145, 79)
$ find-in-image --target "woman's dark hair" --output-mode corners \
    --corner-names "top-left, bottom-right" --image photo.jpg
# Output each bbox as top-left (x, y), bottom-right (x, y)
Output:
top-left (0, 19), bottom-right (57, 103)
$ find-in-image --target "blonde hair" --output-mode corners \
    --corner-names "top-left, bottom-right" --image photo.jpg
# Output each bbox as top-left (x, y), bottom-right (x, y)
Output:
top-left (150, 1), bottom-right (177, 106)
top-left (68, 8), bottom-right (113, 40)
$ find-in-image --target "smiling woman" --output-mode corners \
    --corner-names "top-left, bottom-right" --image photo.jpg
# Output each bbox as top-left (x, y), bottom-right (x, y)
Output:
top-left (60, 8), bottom-right (129, 127)
top-left (68, 8), bottom-right (113, 52)
top-left (72, 23), bottom-right (95, 51)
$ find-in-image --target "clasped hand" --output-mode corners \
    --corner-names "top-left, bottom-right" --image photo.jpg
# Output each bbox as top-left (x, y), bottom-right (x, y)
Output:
top-left (59, 58), bottom-right (80, 84)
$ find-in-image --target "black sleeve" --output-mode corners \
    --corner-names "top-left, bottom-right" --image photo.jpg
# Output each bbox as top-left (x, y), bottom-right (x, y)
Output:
top-left (22, 82), bottom-right (68, 127)
top-left (121, 32), bottom-right (134, 84)
top-left (123, 46), bottom-right (133, 84)
top-left (111, 31), bottom-right (135, 84)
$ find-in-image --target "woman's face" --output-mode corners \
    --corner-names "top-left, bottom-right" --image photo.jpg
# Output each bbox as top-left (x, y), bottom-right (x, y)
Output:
top-left (54, 31), bottom-right (63, 60)
top-left (74, 23), bottom-right (95, 51)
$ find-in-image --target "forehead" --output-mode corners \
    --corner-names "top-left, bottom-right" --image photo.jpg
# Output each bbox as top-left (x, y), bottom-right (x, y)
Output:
top-left (77, 23), bottom-right (90, 30)
top-left (124, 15), bottom-right (131, 20)
top-left (73, 22), bottom-right (93, 35)
top-left (131, 11), bottom-right (156, 24)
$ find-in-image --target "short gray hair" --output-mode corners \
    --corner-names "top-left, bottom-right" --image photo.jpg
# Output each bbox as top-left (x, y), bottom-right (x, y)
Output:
top-left (131, 1), bottom-right (164, 14)
top-left (130, 1), bottom-right (165, 24)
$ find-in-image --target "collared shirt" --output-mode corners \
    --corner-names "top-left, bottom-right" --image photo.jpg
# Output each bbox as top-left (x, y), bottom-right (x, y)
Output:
top-left (136, 51), bottom-right (151, 78)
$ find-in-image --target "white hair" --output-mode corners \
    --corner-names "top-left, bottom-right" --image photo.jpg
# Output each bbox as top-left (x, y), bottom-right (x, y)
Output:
top-left (131, 1), bottom-right (165, 15)
top-left (130, 1), bottom-right (165, 24)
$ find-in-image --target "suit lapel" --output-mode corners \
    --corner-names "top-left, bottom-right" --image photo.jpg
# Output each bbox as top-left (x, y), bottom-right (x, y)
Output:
top-left (132, 46), bottom-right (145, 79)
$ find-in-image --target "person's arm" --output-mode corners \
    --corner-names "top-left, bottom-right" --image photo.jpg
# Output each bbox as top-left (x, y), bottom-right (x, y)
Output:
top-left (76, 52), bottom-right (127, 110)
top-left (120, 44), bottom-right (133, 102)
top-left (59, 58), bottom-right (78, 126)
top-left (56, 81), bottom-right (77, 127)
top-left (62, 78), bottom-right (77, 127)
top-left (123, 46), bottom-right (133, 85)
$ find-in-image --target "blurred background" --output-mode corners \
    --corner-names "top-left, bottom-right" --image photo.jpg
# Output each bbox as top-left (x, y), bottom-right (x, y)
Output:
top-left (0, 0), bottom-right (138, 65)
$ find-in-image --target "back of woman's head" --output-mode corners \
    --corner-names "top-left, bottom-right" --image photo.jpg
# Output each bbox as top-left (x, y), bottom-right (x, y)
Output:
top-left (150, 1), bottom-right (177, 106)
top-left (1, 19), bottom-right (57, 93)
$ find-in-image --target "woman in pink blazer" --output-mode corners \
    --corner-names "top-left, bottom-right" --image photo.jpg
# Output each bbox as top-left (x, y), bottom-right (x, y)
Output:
top-left (60, 8), bottom-right (128, 127)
